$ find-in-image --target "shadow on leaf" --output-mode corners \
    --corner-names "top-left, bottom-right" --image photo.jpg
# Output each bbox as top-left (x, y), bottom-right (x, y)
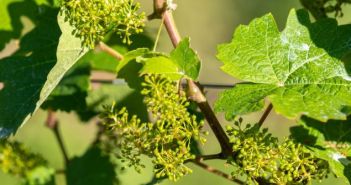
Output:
top-left (0, 6), bottom-right (60, 136)
top-left (67, 146), bottom-right (119, 185)
top-left (296, 9), bottom-right (351, 75)
top-left (290, 115), bottom-right (351, 183)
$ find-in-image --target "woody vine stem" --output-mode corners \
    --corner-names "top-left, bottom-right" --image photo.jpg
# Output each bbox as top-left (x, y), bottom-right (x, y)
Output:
top-left (149, 0), bottom-right (239, 182)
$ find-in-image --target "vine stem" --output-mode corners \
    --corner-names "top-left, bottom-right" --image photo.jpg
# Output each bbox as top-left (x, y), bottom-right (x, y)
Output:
top-left (257, 103), bottom-right (273, 128)
top-left (97, 41), bottom-right (124, 61)
top-left (196, 153), bottom-right (226, 161)
top-left (187, 80), bottom-right (233, 156)
top-left (153, 0), bottom-right (233, 158)
top-left (46, 110), bottom-right (69, 166)
top-left (163, 11), bottom-right (181, 47)
top-left (191, 159), bottom-right (245, 185)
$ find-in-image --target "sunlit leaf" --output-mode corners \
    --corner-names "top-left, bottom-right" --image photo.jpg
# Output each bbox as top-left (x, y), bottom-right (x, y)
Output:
top-left (216, 9), bottom-right (351, 121)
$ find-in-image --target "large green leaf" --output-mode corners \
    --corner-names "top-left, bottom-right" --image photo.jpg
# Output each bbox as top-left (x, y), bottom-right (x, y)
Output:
top-left (215, 9), bottom-right (351, 121)
top-left (0, 10), bottom-right (87, 137)
top-left (290, 116), bottom-right (351, 184)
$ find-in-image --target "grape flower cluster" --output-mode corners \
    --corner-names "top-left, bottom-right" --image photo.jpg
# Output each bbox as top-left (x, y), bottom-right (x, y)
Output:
top-left (0, 141), bottom-right (54, 185)
top-left (226, 119), bottom-right (329, 184)
top-left (61, 0), bottom-right (145, 48)
top-left (100, 75), bottom-right (207, 181)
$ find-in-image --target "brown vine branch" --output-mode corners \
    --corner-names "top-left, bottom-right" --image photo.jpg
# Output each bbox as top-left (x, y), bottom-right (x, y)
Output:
top-left (196, 153), bottom-right (226, 161)
top-left (187, 80), bottom-right (233, 156)
top-left (97, 41), bottom-right (124, 61)
top-left (191, 159), bottom-right (245, 185)
top-left (163, 11), bottom-right (181, 47)
top-left (46, 110), bottom-right (69, 166)
top-left (152, 0), bottom-right (233, 157)
top-left (257, 103), bottom-right (273, 128)
top-left (154, 0), bottom-right (180, 47)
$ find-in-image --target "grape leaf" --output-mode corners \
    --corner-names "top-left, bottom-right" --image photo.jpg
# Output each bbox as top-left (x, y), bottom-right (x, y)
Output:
top-left (140, 56), bottom-right (183, 80)
top-left (41, 60), bottom-right (91, 112)
top-left (290, 116), bottom-right (351, 184)
top-left (170, 37), bottom-right (201, 80)
top-left (215, 84), bottom-right (277, 120)
top-left (215, 9), bottom-right (351, 121)
top-left (140, 37), bottom-right (201, 80)
top-left (66, 147), bottom-right (118, 185)
top-left (0, 10), bottom-right (87, 137)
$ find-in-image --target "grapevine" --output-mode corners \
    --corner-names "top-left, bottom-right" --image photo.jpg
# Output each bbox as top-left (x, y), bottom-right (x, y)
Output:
top-left (0, 0), bottom-right (351, 184)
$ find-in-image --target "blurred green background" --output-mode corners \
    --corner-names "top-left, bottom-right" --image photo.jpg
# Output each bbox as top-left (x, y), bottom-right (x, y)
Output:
top-left (1, 0), bottom-right (351, 184)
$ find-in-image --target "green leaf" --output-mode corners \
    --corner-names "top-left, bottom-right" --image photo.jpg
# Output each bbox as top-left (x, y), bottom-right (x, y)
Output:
top-left (140, 38), bottom-right (201, 80)
top-left (66, 147), bottom-right (118, 185)
top-left (140, 56), bottom-right (183, 80)
top-left (170, 37), bottom-right (201, 80)
top-left (216, 9), bottom-right (351, 122)
top-left (215, 84), bottom-right (277, 120)
top-left (41, 60), bottom-right (91, 112)
top-left (290, 116), bottom-right (351, 184)
top-left (0, 10), bottom-right (87, 137)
